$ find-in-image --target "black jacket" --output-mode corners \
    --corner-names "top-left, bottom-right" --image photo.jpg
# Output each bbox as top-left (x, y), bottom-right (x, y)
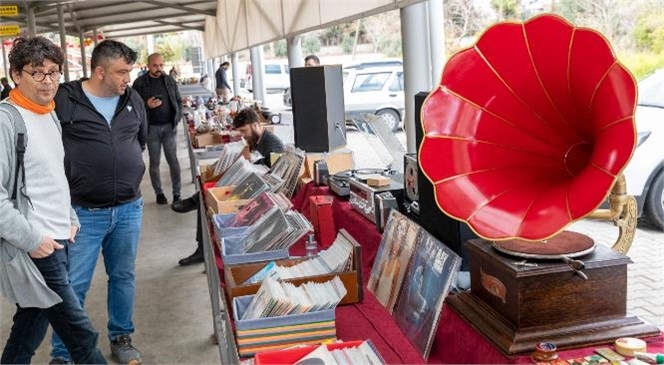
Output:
top-left (54, 80), bottom-right (148, 208)
top-left (132, 73), bottom-right (182, 128)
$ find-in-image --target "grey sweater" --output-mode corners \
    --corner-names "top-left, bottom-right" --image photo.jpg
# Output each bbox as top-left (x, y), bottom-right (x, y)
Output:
top-left (0, 101), bottom-right (79, 308)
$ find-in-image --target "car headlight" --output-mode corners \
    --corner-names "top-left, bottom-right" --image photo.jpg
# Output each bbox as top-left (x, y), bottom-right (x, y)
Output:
top-left (636, 131), bottom-right (652, 147)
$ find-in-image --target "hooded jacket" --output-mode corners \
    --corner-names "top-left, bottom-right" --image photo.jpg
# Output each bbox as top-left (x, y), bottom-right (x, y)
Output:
top-left (54, 80), bottom-right (148, 208)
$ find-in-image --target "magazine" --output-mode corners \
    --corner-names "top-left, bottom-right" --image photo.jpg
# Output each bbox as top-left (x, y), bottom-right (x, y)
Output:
top-left (366, 210), bottom-right (419, 313)
top-left (391, 230), bottom-right (461, 360)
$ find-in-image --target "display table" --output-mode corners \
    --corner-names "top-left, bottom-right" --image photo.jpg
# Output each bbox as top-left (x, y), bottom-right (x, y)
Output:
top-left (290, 182), bottom-right (664, 364)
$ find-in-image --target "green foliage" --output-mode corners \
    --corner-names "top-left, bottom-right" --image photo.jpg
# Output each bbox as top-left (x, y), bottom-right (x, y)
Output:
top-left (634, 11), bottom-right (664, 53)
top-left (274, 40), bottom-right (287, 57)
top-left (491, 0), bottom-right (520, 20)
top-left (619, 50), bottom-right (664, 80)
top-left (302, 36), bottom-right (321, 54)
top-left (341, 34), bottom-right (354, 53)
top-left (378, 38), bottom-right (402, 58)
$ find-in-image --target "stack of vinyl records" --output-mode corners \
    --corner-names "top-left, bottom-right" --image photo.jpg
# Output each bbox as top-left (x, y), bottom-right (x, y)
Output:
top-left (215, 158), bottom-right (270, 188)
top-left (242, 232), bottom-right (354, 284)
top-left (239, 209), bottom-right (312, 253)
top-left (241, 276), bottom-right (347, 320)
top-left (214, 191), bottom-right (293, 229)
top-left (292, 340), bottom-right (386, 365)
top-left (210, 140), bottom-right (246, 176)
top-left (267, 147), bottom-right (305, 198)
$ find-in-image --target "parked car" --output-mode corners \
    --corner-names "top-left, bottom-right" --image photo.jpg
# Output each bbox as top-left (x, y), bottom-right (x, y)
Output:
top-left (244, 62), bottom-right (290, 93)
top-left (623, 69), bottom-right (664, 229)
top-left (283, 63), bottom-right (405, 132)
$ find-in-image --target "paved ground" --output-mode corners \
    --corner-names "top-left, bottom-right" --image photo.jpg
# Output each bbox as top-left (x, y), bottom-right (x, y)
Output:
top-left (264, 93), bottom-right (664, 331)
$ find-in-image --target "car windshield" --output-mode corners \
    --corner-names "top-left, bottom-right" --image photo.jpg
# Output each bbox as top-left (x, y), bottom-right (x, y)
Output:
top-left (638, 70), bottom-right (664, 108)
top-left (351, 72), bottom-right (391, 92)
top-left (265, 64), bottom-right (282, 74)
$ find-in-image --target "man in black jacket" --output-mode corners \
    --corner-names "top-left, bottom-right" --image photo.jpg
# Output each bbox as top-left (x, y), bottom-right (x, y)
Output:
top-left (215, 61), bottom-right (231, 102)
top-left (132, 53), bottom-right (183, 205)
top-left (49, 40), bottom-right (148, 365)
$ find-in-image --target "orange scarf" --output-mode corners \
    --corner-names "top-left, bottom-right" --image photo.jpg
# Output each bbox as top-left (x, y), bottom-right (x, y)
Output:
top-left (9, 88), bottom-right (55, 114)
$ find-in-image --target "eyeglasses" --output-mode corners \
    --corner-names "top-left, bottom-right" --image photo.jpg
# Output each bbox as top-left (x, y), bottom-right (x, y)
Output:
top-left (22, 69), bottom-right (62, 82)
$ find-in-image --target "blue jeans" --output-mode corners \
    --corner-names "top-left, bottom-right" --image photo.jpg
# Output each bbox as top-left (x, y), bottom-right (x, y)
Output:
top-left (50, 198), bottom-right (143, 361)
top-left (1, 241), bottom-right (107, 364)
top-left (147, 124), bottom-right (181, 198)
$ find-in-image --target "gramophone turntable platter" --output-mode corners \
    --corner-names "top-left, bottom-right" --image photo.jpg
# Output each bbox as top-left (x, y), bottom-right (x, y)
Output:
top-left (492, 231), bottom-right (595, 259)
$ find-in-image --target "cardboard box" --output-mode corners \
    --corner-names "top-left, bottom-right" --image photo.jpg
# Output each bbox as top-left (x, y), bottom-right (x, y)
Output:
top-left (192, 132), bottom-right (218, 148)
top-left (367, 175), bottom-right (391, 187)
top-left (204, 186), bottom-right (248, 214)
top-left (302, 151), bottom-right (353, 180)
top-left (223, 229), bottom-right (363, 304)
top-left (233, 295), bottom-right (336, 357)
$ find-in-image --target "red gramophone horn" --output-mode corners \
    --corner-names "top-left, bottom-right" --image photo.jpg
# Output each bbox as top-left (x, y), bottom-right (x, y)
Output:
top-left (419, 14), bottom-right (637, 241)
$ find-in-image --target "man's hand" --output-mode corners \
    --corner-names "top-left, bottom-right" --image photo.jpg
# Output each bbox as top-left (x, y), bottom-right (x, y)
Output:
top-left (147, 96), bottom-right (162, 109)
top-left (30, 236), bottom-right (64, 258)
top-left (69, 226), bottom-right (79, 243)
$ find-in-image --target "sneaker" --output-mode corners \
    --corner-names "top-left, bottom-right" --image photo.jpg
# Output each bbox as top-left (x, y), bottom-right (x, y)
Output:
top-left (49, 357), bottom-right (73, 365)
top-left (156, 193), bottom-right (168, 205)
top-left (110, 335), bottom-right (142, 365)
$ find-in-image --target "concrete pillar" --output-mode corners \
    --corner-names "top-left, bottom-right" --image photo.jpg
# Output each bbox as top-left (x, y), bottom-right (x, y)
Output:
top-left (428, 0), bottom-right (446, 87)
top-left (401, 2), bottom-right (432, 152)
top-left (146, 34), bottom-right (155, 55)
top-left (93, 29), bottom-right (99, 47)
top-left (79, 29), bottom-right (87, 78)
top-left (2, 43), bottom-right (8, 80)
top-left (231, 52), bottom-right (240, 95)
top-left (286, 36), bottom-right (303, 69)
top-left (249, 46), bottom-right (266, 105)
top-left (27, 5), bottom-right (37, 37)
top-left (58, 5), bottom-right (70, 82)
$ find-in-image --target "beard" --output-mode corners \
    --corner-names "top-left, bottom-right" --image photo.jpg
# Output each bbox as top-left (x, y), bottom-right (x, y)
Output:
top-left (150, 70), bottom-right (162, 77)
top-left (247, 129), bottom-right (260, 148)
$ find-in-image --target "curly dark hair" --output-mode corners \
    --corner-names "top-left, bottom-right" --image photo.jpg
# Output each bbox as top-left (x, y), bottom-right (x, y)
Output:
top-left (8, 36), bottom-right (64, 82)
top-left (90, 40), bottom-right (137, 70)
top-left (232, 108), bottom-right (260, 129)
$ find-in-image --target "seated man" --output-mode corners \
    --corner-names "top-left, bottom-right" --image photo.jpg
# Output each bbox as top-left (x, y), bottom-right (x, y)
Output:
top-left (173, 108), bottom-right (284, 265)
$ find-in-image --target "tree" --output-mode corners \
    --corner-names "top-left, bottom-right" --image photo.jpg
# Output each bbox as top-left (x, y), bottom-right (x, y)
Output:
top-left (443, 0), bottom-right (489, 47)
top-left (491, 0), bottom-right (521, 21)
top-left (362, 10), bottom-right (401, 54)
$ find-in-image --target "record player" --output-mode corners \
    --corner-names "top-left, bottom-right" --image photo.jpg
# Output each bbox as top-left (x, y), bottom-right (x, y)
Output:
top-left (348, 169), bottom-right (404, 224)
top-left (327, 170), bottom-right (353, 198)
top-left (403, 153), bottom-right (419, 217)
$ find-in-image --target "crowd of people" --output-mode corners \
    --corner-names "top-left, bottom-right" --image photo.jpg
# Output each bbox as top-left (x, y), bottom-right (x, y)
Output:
top-left (0, 36), bottom-right (295, 364)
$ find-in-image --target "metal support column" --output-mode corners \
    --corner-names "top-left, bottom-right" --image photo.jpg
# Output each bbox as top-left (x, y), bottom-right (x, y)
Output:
top-left (27, 5), bottom-right (37, 37)
top-left (231, 52), bottom-right (240, 96)
top-left (249, 46), bottom-right (266, 105)
top-left (401, 2), bottom-right (432, 152)
top-left (79, 29), bottom-right (87, 78)
top-left (428, 0), bottom-right (446, 86)
top-left (58, 5), bottom-right (70, 82)
top-left (286, 36), bottom-right (303, 69)
top-left (2, 43), bottom-right (8, 80)
top-left (93, 29), bottom-right (99, 47)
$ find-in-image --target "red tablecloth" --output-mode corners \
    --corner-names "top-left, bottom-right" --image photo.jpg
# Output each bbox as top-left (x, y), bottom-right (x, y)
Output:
top-left (289, 182), bottom-right (664, 364)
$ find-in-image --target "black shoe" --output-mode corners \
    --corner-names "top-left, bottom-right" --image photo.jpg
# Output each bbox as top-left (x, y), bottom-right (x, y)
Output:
top-left (173, 194), bottom-right (181, 203)
top-left (156, 193), bottom-right (168, 205)
top-left (178, 248), bottom-right (204, 266)
top-left (171, 195), bottom-right (198, 213)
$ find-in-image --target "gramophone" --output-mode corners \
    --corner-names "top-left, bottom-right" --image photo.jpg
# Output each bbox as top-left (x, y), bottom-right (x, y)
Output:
top-left (419, 14), bottom-right (660, 355)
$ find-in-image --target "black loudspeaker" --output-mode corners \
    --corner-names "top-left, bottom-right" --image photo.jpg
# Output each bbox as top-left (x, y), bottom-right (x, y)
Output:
top-left (290, 65), bottom-right (346, 152)
top-left (414, 91), bottom-right (475, 269)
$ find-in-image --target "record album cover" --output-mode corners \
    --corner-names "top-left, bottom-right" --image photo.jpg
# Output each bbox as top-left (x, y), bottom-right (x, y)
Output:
top-left (367, 210), bottom-right (419, 313)
top-left (391, 231), bottom-right (461, 360)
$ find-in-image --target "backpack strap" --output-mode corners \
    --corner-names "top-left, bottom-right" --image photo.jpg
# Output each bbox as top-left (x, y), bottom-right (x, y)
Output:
top-left (0, 103), bottom-right (28, 203)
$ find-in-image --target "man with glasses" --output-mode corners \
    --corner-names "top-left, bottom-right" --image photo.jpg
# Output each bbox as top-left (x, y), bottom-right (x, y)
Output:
top-left (0, 36), bottom-right (107, 364)
top-left (48, 40), bottom-right (147, 365)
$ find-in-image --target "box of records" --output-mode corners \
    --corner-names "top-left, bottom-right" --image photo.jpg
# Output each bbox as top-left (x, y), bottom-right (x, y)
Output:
top-left (232, 277), bottom-right (345, 357)
top-left (218, 207), bottom-right (313, 266)
top-left (204, 186), bottom-right (250, 214)
top-left (223, 229), bottom-right (363, 305)
top-left (254, 340), bottom-right (386, 365)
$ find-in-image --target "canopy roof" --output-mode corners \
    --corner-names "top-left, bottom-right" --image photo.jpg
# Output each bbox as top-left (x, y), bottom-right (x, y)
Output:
top-left (4, 0), bottom-right (217, 39)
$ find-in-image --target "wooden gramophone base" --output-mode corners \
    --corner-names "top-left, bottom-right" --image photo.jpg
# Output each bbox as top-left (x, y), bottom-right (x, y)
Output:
top-left (448, 291), bottom-right (659, 355)
top-left (447, 238), bottom-right (661, 356)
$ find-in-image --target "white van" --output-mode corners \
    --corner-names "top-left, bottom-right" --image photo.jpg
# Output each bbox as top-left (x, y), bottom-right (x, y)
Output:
top-left (244, 62), bottom-right (290, 93)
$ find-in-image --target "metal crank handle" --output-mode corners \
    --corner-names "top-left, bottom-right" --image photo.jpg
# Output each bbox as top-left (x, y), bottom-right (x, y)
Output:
top-left (561, 256), bottom-right (588, 280)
